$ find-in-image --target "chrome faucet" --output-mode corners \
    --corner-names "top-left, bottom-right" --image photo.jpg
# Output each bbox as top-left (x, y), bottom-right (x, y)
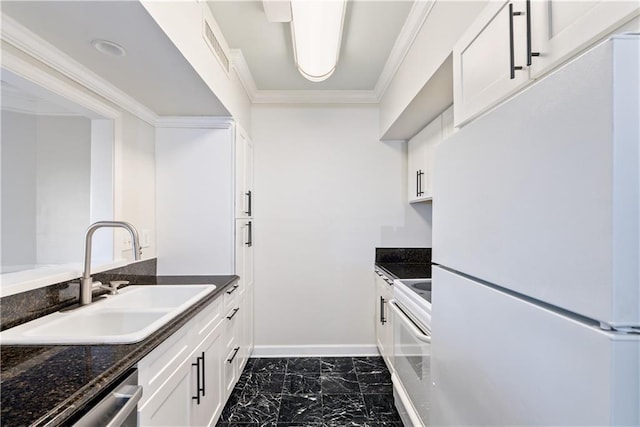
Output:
top-left (80, 221), bottom-right (142, 305)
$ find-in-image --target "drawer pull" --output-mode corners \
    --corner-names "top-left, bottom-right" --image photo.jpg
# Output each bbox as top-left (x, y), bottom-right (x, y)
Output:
top-left (226, 284), bottom-right (240, 295)
top-left (227, 346), bottom-right (240, 364)
top-left (226, 307), bottom-right (240, 320)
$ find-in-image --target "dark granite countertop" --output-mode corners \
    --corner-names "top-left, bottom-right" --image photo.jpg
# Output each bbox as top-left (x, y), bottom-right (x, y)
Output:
top-left (0, 275), bottom-right (238, 427)
top-left (374, 247), bottom-right (432, 279)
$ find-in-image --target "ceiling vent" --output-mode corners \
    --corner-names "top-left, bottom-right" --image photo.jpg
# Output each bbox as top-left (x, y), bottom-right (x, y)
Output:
top-left (203, 18), bottom-right (230, 74)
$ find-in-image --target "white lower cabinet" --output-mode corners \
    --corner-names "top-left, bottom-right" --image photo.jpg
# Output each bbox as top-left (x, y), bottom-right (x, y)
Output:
top-left (138, 286), bottom-right (253, 426)
top-left (374, 273), bottom-right (394, 371)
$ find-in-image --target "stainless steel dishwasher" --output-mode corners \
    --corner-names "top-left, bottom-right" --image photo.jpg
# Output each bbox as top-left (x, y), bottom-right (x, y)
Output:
top-left (73, 369), bottom-right (142, 427)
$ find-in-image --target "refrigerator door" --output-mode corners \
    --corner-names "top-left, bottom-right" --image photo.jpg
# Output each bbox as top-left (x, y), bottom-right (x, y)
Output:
top-left (431, 266), bottom-right (640, 426)
top-left (433, 36), bottom-right (640, 326)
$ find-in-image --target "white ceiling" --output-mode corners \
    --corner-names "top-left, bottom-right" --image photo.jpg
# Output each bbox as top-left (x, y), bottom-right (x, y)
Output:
top-left (207, 0), bottom-right (413, 91)
top-left (1, 0), bottom-right (422, 113)
top-left (1, 1), bottom-right (228, 116)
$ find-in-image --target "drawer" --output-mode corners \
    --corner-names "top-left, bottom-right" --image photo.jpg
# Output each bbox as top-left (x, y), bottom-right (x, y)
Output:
top-left (224, 282), bottom-right (241, 312)
top-left (223, 305), bottom-right (241, 349)
top-left (192, 296), bottom-right (223, 343)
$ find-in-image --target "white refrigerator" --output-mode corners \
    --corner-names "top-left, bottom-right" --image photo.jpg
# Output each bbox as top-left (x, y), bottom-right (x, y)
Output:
top-left (432, 35), bottom-right (640, 426)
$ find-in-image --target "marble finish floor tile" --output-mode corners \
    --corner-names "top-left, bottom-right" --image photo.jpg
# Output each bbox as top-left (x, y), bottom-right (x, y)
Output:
top-left (217, 357), bottom-right (402, 426)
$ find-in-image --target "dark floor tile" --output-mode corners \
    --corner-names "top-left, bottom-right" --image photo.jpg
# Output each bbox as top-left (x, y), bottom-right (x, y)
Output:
top-left (237, 367), bottom-right (253, 389)
top-left (283, 373), bottom-right (321, 394)
top-left (220, 387), bottom-right (244, 422)
top-left (321, 357), bottom-right (355, 373)
top-left (321, 372), bottom-right (360, 394)
top-left (253, 358), bottom-right (288, 373)
top-left (322, 393), bottom-right (368, 423)
top-left (287, 357), bottom-right (321, 373)
top-left (276, 423), bottom-right (325, 427)
top-left (278, 394), bottom-right (323, 423)
top-left (325, 423), bottom-right (402, 427)
top-left (228, 390), bottom-right (281, 424)
top-left (243, 372), bottom-right (286, 393)
top-left (356, 372), bottom-right (392, 394)
top-left (353, 357), bottom-right (387, 374)
top-left (362, 393), bottom-right (402, 422)
top-left (245, 357), bottom-right (257, 370)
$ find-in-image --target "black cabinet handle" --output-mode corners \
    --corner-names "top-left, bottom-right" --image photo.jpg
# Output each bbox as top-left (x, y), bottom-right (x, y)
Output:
top-left (227, 346), bottom-right (240, 364)
top-left (192, 353), bottom-right (204, 404)
top-left (226, 307), bottom-right (240, 320)
top-left (245, 190), bottom-right (252, 216)
top-left (525, 0), bottom-right (539, 66)
top-left (509, 3), bottom-right (523, 79)
top-left (226, 284), bottom-right (239, 295)
top-left (418, 170), bottom-right (424, 196)
top-left (380, 296), bottom-right (387, 325)
top-left (246, 221), bottom-right (252, 247)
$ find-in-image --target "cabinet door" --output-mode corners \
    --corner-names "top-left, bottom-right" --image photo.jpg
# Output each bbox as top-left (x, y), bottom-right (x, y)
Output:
top-left (407, 128), bottom-right (428, 202)
top-left (235, 128), bottom-right (254, 219)
top-left (139, 357), bottom-right (194, 427)
top-left (191, 326), bottom-right (225, 427)
top-left (453, 0), bottom-right (528, 127)
top-left (529, 1), bottom-right (639, 78)
top-left (374, 274), bottom-right (393, 371)
top-left (422, 118), bottom-right (442, 200)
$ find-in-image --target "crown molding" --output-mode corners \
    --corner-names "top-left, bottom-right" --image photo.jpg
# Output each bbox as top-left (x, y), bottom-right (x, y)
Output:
top-left (1, 15), bottom-right (159, 125)
top-left (228, 1), bottom-right (434, 104)
top-left (373, 0), bottom-right (436, 100)
top-left (230, 49), bottom-right (258, 100)
top-left (155, 116), bottom-right (234, 129)
top-left (252, 89), bottom-right (379, 104)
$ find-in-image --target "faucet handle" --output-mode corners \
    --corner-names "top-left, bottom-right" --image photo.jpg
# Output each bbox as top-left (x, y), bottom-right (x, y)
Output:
top-left (100, 280), bottom-right (129, 295)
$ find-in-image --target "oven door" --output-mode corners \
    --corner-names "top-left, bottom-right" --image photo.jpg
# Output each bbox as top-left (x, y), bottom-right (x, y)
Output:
top-left (390, 299), bottom-right (431, 427)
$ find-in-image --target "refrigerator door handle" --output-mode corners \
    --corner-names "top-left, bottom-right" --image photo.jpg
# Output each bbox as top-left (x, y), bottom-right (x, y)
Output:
top-left (390, 300), bottom-right (431, 343)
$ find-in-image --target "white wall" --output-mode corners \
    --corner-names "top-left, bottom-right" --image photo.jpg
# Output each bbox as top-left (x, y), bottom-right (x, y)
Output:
top-left (379, 1), bottom-right (487, 137)
top-left (119, 112), bottom-right (156, 261)
top-left (252, 104), bottom-right (431, 354)
top-left (36, 115), bottom-right (91, 264)
top-left (1, 111), bottom-right (37, 267)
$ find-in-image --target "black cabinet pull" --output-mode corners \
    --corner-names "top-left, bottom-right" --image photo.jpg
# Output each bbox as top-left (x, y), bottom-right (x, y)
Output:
top-left (227, 346), bottom-right (240, 364)
top-left (226, 284), bottom-right (239, 295)
top-left (245, 190), bottom-right (252, 216)
top-left (418, 170), bottom-right (424, 196)
top-left (380, 296), bottom-right (387, 325)
top-left (509, 3), bottom-right (523, 79)
top-left (226, 307), bottom-right (240, 320)
top-left (525, 0), bottom-right (539, 66)
top-left (192, 353), bottom-right (204, 404)
top-left (416, 170), bottom-right (420, 197)
top-left (201, 351), bottom-right (206, 397)
top-left (246, 221), bottom-right (252, 247)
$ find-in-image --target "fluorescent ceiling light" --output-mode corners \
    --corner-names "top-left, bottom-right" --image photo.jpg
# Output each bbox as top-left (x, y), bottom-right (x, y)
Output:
top-left (290, 0), bottom-right (346, 82)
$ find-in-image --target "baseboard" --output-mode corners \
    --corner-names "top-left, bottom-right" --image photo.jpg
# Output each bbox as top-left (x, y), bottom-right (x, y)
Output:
top-left (252, 344), bottom-right (380, 358)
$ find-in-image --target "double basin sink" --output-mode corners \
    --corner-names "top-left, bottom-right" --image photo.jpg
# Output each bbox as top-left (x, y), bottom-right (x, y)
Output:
top-left (0, 285), bottom-right (216, 345)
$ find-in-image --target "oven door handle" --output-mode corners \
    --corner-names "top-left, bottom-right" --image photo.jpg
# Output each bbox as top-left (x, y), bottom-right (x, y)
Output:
top-left (389, 300), bottom-right (431, 344)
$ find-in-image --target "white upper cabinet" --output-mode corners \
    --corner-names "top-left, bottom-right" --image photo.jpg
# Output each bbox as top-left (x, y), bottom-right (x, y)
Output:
top-left (408, 114), bottom-right (443, 203)
top-left (454, 1), bottom-right (529, 127)
top-left (529, 1), bottom-right (639, 78)
top-left (454, 0), bottom-right (639, 127)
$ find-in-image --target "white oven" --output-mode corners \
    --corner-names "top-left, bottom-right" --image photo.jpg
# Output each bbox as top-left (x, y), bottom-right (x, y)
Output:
top-left (391, 279), bottom-right (432, 427)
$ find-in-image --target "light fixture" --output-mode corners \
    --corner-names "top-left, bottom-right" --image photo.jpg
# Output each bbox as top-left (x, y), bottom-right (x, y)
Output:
top-left (290, 0), bottom-right (346, 82)
top-left (91, 39), bottom-right (126, 57)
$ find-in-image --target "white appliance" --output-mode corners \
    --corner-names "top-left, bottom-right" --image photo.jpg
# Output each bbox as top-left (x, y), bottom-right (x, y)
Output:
top-left (391, 278), bottom-right (432, 426)
top-left (432, 35), bottom-right (640, 426)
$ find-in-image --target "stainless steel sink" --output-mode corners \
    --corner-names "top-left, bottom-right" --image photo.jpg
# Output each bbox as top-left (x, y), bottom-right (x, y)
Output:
top-left (0, 285), bottom-right (216, 345)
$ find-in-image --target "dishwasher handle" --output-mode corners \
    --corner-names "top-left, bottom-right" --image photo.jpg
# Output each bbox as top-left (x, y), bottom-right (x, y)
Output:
top-left (107, 384), bottom-right (143, 427)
